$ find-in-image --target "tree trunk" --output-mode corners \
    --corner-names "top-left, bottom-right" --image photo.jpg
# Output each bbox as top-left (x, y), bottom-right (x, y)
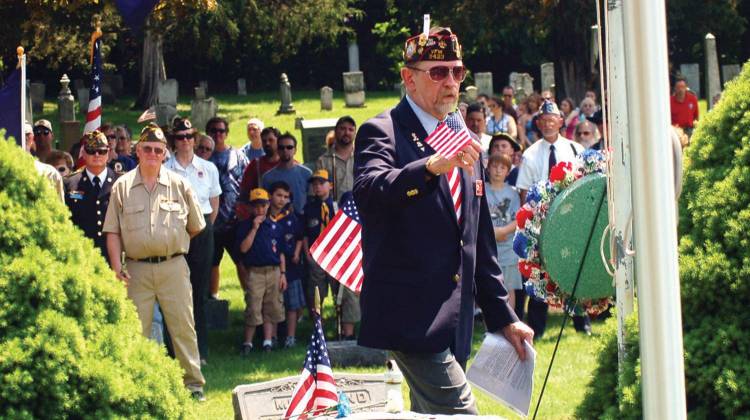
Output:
top-left (560, 58), bottom-right (590, 102)
top-left (134, 29), bottom-right (166, 110)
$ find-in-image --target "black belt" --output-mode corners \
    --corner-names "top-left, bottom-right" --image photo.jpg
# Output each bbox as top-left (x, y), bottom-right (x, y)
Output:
top-left (133, 253), bottom-right (185, 263)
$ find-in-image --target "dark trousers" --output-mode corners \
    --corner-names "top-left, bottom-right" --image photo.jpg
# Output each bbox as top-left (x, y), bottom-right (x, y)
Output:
top-left (517, 287), bottom-right (549, 339)
top-left (186, 215), bottom-right (214, 359)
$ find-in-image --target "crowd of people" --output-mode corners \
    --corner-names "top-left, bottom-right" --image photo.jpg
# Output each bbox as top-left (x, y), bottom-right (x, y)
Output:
top-left (20, 58), bottom-right (697, 403)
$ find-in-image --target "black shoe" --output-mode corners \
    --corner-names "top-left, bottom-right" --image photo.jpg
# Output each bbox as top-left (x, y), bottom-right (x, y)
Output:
top-left (191, 390), bottom-right (206, 402)
top-left (240, 343), bottom-right (253, 356)
top-left (263, 344), bottom-right (272, 353)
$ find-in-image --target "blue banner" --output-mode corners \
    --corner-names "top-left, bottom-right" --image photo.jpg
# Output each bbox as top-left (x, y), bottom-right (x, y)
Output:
top-left (0, 69), bottom-right (21, 145)
top-left (115, 0), bottom-right (160, 35)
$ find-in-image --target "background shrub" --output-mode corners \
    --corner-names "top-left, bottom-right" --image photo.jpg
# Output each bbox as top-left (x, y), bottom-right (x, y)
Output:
top-left (0, 137), bottom-right (192, 418)
top-left (577, 60), bottom-right (750, 418)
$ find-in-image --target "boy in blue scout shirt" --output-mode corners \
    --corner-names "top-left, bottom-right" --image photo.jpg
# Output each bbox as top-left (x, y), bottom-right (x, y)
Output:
top-left (303, 169), bottom-right (336, 310)
top-left (267, 181), bottom-right (305, 348)
top-left (236, 188), bottom-right (287, 354)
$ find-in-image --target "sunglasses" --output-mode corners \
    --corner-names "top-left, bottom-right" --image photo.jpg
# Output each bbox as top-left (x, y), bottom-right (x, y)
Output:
top-left (409, 65), bottom-right (467, 83)
top-left (117, 136), bottom-right (129, 141)
top-left (173, 133), bottom-right (194, 141)
top-left (278, 145), bottom-right (295, 151)
top-left (34, 128), bottom-right (51, 135)
top-left (56, 166), bottom-right (68, 173)
top-left (208, 127), bottom-right (227, 134)
top-left (85, 148), bottom-right (109, 155)
top-left (141, 145), bottom-right (166, 155)
top-left (197, 145), bottom-right (213, 153)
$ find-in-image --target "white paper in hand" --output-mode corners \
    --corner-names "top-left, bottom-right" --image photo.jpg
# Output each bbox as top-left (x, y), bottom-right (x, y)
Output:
top-left (466, 333), bottom-right (536, 417)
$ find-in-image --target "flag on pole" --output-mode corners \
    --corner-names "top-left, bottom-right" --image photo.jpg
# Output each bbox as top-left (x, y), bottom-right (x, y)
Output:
top-left (114, 0), bottom-right (160, 35)
top-left (424, 111), bottom-right (473, 158)
top-left (309, 192), bottom-right (364, 293)
top-left (284, 313), bottom-right (338, 419)
top-left (0, 68), bottom-right (21, 143)
top-left (83, 35), bottom-right (103, 134)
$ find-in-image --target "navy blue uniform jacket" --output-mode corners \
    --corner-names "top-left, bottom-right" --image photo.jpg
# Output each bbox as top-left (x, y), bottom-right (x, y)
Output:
top-left (64, 168), bottom-right (119, 262)
top-left (353, 98), bottom-right (519, 364)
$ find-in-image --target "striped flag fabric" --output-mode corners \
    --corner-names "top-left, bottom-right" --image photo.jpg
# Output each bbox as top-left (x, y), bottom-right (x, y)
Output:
top-left (83, 37), bottom-right (102, 134)
top-left (284, 313), bottom-right (338, 419)
top-left (424, 111), bottom-right (473, 158)
top-left (310, 192), bottom-right (364, 293)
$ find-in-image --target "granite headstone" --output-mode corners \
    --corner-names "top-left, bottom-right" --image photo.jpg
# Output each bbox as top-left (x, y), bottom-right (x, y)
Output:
top-left (277, 73), bottom-right (296, 114)
top-left (29, 82), bottom-right (45, 114)
top-left (237, 78), bottom-right (247, 96)
top-left (722, 64), bottom-right (741, 86)
top-left (705, 33), bottom-right (721, 109)
top-left (679, 63), bottom-right (701, 99)
top-left (343, 71), bottom-right (365, 108)
top-left (474, 72), bottom-right (493, 97)
top-left (155, 78), bottom-right (179, 126)
top-left (320, 86), bottom-right (333, 111)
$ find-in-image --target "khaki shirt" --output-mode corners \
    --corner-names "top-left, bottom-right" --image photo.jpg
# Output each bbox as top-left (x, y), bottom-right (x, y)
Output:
top-left (315, 146), bottom-right (354, 201)
top-left (103, 167), bottom-right (205, 260)
top-left (34, 160), bottom-right (64, 202)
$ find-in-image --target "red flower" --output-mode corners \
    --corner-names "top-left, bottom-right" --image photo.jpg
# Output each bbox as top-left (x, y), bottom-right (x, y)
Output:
top-left (545, 280), bottom-right (557, 293)
top-left (518, 261), bottom-right (540, 278)
top-left (549, 162), bottom-right (573, 182)
top-left (516, 206), bottom-right (533, 229)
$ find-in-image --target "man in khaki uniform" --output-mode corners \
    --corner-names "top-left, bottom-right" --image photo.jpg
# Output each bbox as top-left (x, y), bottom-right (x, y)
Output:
top-left (103, 123), bottom-right (207, 401)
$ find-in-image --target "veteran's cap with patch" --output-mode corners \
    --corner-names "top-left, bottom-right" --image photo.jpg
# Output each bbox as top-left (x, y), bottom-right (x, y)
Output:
top-left (82, 130), bottom-right (109, 150)
top-left (139, 122), bottom-right (167, 144)
top-left (403, 27), bottom-right (462, 64)
top-left (172, 117), bottom-right (193, 132)
top-left (538, 100), bottom-right (563, 117)
top-left (249, 188), bottom-right (270, 203)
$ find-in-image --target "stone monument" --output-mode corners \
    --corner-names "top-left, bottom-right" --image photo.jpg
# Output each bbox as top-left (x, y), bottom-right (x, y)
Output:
top-left (541, 62), bottom-right (555, 94)
top-left (77, 87), bottom-right (89, 117)
top-left (237, 78), bottom-right (247, 96)
top-left (320, 86), bottom-right (333, 111)
top-left (509, 72), bottom-right (534, 101)
top-left (190, 86), bottom-right (218, 134)
top-left (199, 80), bottom-right (208, 93)
top-left (705, 33), bottom-right (721, 109)
top-left (348, 40), bottom-right (360, 72)
top-left (327, 341), bottom-right (387, 367)
top-left (722, 64), bottom-right (741, 86)
top-left (474, 72), bottom-right (493, 97)
top-left (155, 78), bottom-right (179, 126)
top-left (232, 373), bottom-right (388, 420)
top-left (299, 118), bottom-right (338, 165)
top-left (679, 63), bottom-right (701, 98)
top-left (342, 71), bottom-right (365, 108)
top-left (57, 74), bottom-right (79, 153)
top-left (277, 73), bottom-right (296, 115)
top-left (464, 86), bottom-right (478, 103)
top-left (29, 82), bottom-right (45, 114)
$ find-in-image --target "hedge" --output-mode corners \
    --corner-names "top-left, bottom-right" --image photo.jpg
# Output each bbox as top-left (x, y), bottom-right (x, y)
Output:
top-left (576, 60), bottom-right (750, 418)
top-left (0, 137), bottom-right (192, 418)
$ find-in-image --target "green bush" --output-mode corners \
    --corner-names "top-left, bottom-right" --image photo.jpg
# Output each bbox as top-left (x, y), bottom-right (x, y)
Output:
top-left (0, 137), bottom-right (192, 418)
top-left (577, 60), bottom-right (750, 418)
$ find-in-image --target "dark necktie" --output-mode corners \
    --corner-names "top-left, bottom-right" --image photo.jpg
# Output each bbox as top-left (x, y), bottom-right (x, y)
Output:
top-left (548, 144), bottom-right (557, 176)
top-left (92, 177), bottom-right (101, 194)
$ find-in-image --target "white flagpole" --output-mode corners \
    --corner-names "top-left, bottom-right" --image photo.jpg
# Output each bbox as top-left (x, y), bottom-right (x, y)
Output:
top-left (18, 46), bottom-right (26, 151)
top-left (622, 1), bottom-right (687, 418)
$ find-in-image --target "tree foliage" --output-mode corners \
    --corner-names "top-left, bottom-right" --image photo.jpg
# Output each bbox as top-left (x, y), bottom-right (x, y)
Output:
top-left (0, 137), bottom-right (191, 418)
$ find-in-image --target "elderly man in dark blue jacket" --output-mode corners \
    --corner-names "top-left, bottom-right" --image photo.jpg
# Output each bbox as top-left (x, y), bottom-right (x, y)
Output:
top-left (353, 26), bottom-right (534, 415)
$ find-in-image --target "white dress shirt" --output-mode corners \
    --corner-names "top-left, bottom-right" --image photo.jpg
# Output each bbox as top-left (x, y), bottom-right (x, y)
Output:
top-left (164, 154), bottom-right (221, 215)
top-left (516, 135), bottom-right (584, 191)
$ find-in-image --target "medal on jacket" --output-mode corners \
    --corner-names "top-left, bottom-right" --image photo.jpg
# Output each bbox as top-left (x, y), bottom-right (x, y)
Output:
top-left (475, 179), bottom-right (484, 197)
top-left (411, 132), bottom-right (425, 152)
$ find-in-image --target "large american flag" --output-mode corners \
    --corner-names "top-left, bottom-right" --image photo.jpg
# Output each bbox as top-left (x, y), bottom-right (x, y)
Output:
top-left (83, 37), bottom-right (102, 134)
top-left (284, 313), bottom-right (338, 419)
top-left (424, 111), bottom-right (473, 158)
top-left (310, 192), bottom-right (364, 293)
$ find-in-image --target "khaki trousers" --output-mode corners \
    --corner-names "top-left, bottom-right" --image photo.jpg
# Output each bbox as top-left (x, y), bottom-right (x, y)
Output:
top-left (127, 256), bottom-right (205, 391)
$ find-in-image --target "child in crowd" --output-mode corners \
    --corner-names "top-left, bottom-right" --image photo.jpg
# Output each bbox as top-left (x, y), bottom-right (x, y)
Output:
top-left (267, 181), bottom-right (305, 348)
top-left (236, 188), bottom-right (287, 355)
top-left (486, 153), bottom-right (522, 313)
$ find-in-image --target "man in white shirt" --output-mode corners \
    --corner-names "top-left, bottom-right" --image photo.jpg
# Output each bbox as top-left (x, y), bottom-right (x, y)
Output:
top-left (165, 117), bottom-right (221, 364)
top-left (516, 100), bottom-right (585, 339)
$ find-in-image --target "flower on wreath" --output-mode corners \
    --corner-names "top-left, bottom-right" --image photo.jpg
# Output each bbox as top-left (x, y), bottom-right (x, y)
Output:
top-left (549, 161), bottom-right (574, 183)
top-left (512, 232), bottom-right (529, 259)
top-left (516, 205), bottom-right (534, 229)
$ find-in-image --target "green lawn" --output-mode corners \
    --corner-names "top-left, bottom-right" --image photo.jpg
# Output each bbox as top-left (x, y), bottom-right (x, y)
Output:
top-left (40, 93), bottom-right (600, 419)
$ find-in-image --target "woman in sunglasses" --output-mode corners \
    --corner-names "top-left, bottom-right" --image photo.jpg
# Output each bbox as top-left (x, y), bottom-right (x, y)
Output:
top-left (485, 96), bottom-right (517, 139)
top-left (44, 150), bottom-right (74, 177)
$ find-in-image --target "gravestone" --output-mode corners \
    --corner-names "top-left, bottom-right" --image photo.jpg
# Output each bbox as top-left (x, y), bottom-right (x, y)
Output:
top-left (509, 72), bottom-right (534, 101)
top-left (465, 86), bottom-right (478, 102)
top-left (541, 62), bottom-right (555, 94)
top-left (29, 82), bottom-right (45, 114)
top-left (57, 74), bottom-right (76, 123)
top-left (705, 33), bottom-right (721, 109)
top-left (277, 73), bottom-right (296, 115)
top-left (722, 64), bottom-right (741, 85)
top-left (320, 86), bottom-right (333, 111)
top-left (59, 121), bottom-right (81, 154)
top-left (232, 373), bottom-right (387, 420)
top-left (474, 72), bottom-right (493, 97)
top-left (343, 71), bottom-right (365, 108)
top-left (327, 341), bottom-right (387, 367)
top-left (155, 78), bottom-right (178, 126)
top-left (77, 88), bottom-right (89, 116)
top-left (199, 80), bottom-right (208, 93)
top-left (190, 87), bottom-right (218, 135)
top-left (299, 118), bottom-right (338, 165)
top-left (679, 63), bottom-right (701, 98)
top-left (348, 40), bottom-right (360, 72)
top-left (73, 79), bottom-right (85, 93)
top-left (237, 78), bottom-right (247, 96)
